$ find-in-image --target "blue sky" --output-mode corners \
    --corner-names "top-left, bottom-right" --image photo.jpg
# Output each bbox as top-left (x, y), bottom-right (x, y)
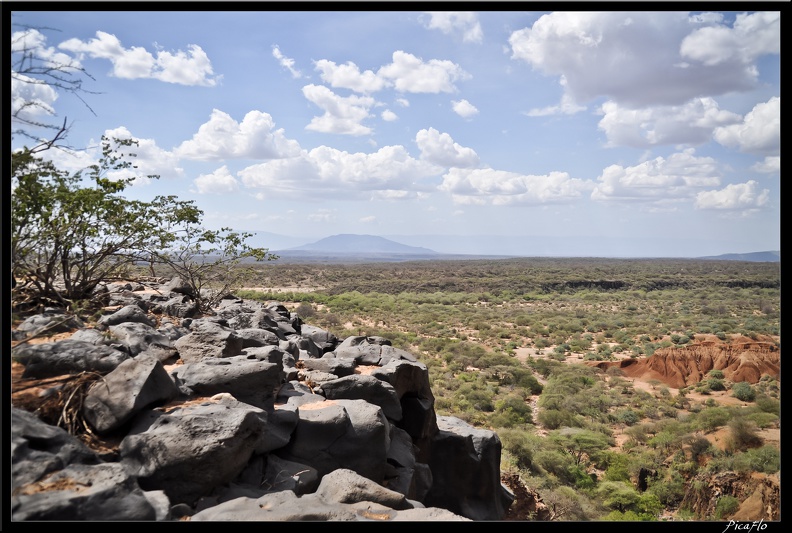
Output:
top-left (9, 8), bottom-right (781, 257)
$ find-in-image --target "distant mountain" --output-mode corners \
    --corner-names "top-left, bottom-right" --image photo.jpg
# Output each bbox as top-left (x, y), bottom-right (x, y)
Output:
top-left (273, 234), bottom-right (441, 262)
top-left (697, 251), bottom-right (780, 262)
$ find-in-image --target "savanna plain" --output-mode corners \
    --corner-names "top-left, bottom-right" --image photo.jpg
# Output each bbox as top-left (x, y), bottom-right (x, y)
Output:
top-left (230, 256), bottom-right (781, 521)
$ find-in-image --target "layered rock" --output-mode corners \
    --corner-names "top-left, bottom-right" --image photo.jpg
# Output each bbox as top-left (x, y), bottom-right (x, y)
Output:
top-left (10, 277), bottom-right (513, 521)
top-left (587, 341), bottom-right (780, 389)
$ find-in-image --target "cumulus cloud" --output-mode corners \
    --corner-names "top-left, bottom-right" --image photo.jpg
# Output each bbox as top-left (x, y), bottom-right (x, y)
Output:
top-left (11, 73), bottom-right (59, 120)
top-left (314, 59), bottom-right (387, 93)
top-left (377, 51), bottom-right (470, 94)
top-left (175, 109), bottom-right (301, 160)
top-left (713, 97), bottom-right (780, 155)
top-left (421, 12), bottom-right (483, 43)
top-left (11, 29), bottom-right (81, 124)
top-left (381, 109), bottom-right (398, 121)
top-left (102, 126), bottom-right (184, 183)
top-left (598, 97), bottom-right (742, 148)
top-left (439, 168), bottom-right (594, 206)
top-left (12, 28), bottom-right (82, 69)
top-left (238, 144), bottom-right (443, 200)
top-left (42, 127), bottom-right (183, 185)
top-left (525, 77), bottom-right (586, 116)
top-left (193, 165), bottom-right (239, 194)
top-left (509, 11), bottom-right (778, 107)
top-left (591, 148), bottom-right (721, 203)
top-left (680, 11), bottom-right (780, 67)
top-left (751, 156), bottom-right (780, 174)
top-left (59, 31), bottom-right (220, 86)
top-left (272, 45), bottom-right (302, 78)
top-left (695, 180), bottom-right (769, 212)
top-left (416, 127), bottom-right (479, 168)
top-left (302, 84), bottom-right (377, 135)
top-left (451, 99), bottom-right (479, 118)
top-left (38, 144), bottom-right (99, 174)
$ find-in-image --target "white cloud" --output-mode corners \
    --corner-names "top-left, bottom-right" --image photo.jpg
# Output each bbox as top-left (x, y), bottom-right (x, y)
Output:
top-left (680, 11), bottom-right (780, 67)
top-left (525, 77), bottom-right (586, 116)
top-left (592, 148), bottom-right (721, 203)
top-left (598, 97), bottom-right (742, 148)
top-left (42, 127), bottom-right (183, 185)
top-left (10, 29), bottom-right (80, 125)
top-left (416, 127), bottom-right (479, 168)
top-left (193, 165), bottom-right (239, 194)
top-left (102, 126), bottom-right (184, 183)
top-left (12, 28), bottom-right (82, 69)
top-left (439, 167), bottom-right (594, 206)
top-left (451, 99), bottom-right (479, 118)
top-left (377, 51), bottom-right (470, 94)
top-left (175, 109), bottom-right (301, 160)
top-left (359, 215), bottom-right (377, 224)
top-left (381, 109), bottom-right (398, 121)
top-left (272, 45), bottom-right (302, 78)
top-left (238, 144), bottom-right (443, 199)
top-left (59, 31), bottom-right (219, 86)
top-left (752, 156), bottom-right (780, 174)
top-left (509, 11), bottom-right (777, 107)
top-left (695, 180), bottom-right (769, 212)
top-left (314, 59), bottom-right (386, 93)
top-left (308, 209), bottom-right (336, 223)
top-left (713, 97), bottom-right (780, 155)
top-left (422, 12), bottom-right (483, 43)
top-left (11, 73), bottom-right (59, 120)
top-left (302, 84), bottom-right (376, 136)
top-left (39, 144), bottom-right (99, 174)
top-left (396, 98), bottom-right (410, 107)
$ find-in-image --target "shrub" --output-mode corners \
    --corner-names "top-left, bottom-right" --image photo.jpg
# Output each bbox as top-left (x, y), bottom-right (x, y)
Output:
top-left (726, 417), bottom-right (763, 452)
top-left (714, 495), bottom-right (740, 519)
top-left (731, 381), bottom-right (756, 402)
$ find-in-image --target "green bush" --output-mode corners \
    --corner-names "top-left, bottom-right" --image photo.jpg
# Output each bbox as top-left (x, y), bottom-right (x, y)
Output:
top-left (714, 495), bottom-right (740, 519)
top-left (731, 381), bottom-right (756, 402)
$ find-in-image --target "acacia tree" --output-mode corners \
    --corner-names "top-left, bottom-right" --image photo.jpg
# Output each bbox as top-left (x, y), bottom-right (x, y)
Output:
top-left (11, 137), bottom-right (198, 308)
top-left (12, 135), bottom-right (277, 315)
top-left (149, 224), bottom-right (278, 315)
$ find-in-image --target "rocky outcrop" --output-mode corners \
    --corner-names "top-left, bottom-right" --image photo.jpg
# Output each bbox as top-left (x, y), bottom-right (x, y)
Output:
top-left (679, 471), bottom-right (780, 521)
top-left (587, 341), bottom-right (780, 389)
top-left (10, 278), bottom-right (513, 522)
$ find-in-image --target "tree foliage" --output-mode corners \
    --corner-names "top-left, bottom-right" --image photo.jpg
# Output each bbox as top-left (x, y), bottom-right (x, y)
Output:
top-left (11, 136), bottom-right (274, 313)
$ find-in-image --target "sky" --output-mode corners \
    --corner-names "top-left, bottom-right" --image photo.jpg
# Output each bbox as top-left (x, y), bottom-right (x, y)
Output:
top-left (8, 6), bottom-right (782, 257)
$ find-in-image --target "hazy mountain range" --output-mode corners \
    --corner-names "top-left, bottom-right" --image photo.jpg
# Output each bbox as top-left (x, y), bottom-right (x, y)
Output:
top-left (244, 232), bottom-right (779, 263)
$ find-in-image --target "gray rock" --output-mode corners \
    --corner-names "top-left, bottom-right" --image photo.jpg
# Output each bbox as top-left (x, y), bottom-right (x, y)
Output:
top-left (120, 394), bottom-right (270, 505)
top-left (11, 462), bottom-right (162, 521)
top-left (173, 319), bottom-right (243, 362)
top-left (12, 340), bottom-right (130, 379)
top-left (316, 374), bottom-right (402, 421)
top-left (107, 322), bottom-right (177, 360)
top-left (237, 327), bottom-right (280, 347)
top-left (10, 407), bottom-right (100, 491)
top-left (96, 304), bottom-right (156, 329)
top-left (423, 416), bottom-right (513, 521)
top-left (10, 281), bottom-right (510, 522)
top-left (277, 399), bottom-right (389, 482)
top-left (15, 311), bottom-right (85, 337)
top-left (83, 356), bottom-right (181, 434)
top-left (169, 355), bottom-right (283, 409)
